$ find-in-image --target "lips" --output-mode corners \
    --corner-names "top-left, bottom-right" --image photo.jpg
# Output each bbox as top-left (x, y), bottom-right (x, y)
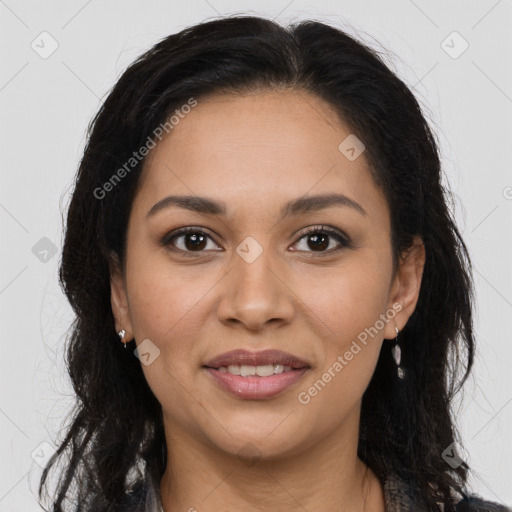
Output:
top-left (203, 349), bottom-right (310, 370)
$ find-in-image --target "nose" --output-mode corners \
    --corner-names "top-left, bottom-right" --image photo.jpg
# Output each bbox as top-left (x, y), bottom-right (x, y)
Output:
top-left (216, 243), bottom-right (295, 332)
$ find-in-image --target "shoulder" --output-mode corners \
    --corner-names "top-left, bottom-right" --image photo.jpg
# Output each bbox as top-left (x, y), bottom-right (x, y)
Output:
top-left (383, 473), bottom-right (511, 512)
top-left (455, 494), bottom-right (512, 512)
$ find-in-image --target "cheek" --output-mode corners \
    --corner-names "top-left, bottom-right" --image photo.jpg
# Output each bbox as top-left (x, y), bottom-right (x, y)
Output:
top-left (124, 250), bottom-right (225, 393)
top-left (297, 259), bottom-right (391, 342)
top-left (292, 257), bottom-right (391, 400)
top-left (124, 258), bottom-right (210, 405)
top-left (125, 250), bottom-right (211, 341)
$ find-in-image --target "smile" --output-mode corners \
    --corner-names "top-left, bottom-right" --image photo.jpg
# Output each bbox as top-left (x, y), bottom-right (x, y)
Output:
top-left (217, 364), bottom-right (293, 376)
top-left (203, 366), bottom-right (309, 400)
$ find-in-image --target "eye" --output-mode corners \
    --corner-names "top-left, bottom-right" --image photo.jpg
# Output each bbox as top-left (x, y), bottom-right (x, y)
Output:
top-left (161, 227), bottom-right (221, 255)
top-left (291, 225), bottom-right (350, 255)
top-left (161, 225), bottom-right (350, 256)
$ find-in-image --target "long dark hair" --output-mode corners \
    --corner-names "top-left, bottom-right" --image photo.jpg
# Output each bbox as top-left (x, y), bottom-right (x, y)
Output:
top-left (39, 15), bottom-right (478, 511)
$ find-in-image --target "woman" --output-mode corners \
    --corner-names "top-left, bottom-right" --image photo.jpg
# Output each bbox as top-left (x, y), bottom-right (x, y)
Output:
top-left (38, 15), bottom-right (511, 512)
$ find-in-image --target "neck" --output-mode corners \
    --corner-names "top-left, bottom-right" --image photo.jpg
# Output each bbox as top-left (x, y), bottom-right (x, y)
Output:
top-left (159, 408), bottom-right (385, 512)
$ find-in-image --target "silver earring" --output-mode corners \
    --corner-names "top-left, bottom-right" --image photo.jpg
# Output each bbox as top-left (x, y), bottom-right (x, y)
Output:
top-left (391, 326), bottom-right (405, 379)
top-left (118, 329), bottom-right (127, 349)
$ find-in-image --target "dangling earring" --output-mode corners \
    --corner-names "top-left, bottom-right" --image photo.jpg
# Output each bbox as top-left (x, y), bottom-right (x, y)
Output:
top-left (118, 329), bottom-right (127, 349)
top-left (391, 325), bottom-right (405, 379)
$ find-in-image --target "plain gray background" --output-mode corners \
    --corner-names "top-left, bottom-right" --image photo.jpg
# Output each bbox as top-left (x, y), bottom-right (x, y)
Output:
top-left (1, 1), bottom-right (511, 510)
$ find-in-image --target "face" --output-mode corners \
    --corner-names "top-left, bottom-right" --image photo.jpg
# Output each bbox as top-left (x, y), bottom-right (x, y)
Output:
top-left (110, 89), bottom-right (425, 460)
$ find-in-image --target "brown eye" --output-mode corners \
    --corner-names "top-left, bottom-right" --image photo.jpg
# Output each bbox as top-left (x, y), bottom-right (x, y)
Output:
top-left (161, 225), bottom-right (350, 257)
top-left (162, 227), bottom-right (221, 254)
top-left (292, 226), bottom-right (350, 254)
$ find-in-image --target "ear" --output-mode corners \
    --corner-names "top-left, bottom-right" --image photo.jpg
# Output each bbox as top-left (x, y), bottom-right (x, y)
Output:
top-left (109, 251), bottom-right (133, 341)
top-left (383, 236), bottom-right (426, 340)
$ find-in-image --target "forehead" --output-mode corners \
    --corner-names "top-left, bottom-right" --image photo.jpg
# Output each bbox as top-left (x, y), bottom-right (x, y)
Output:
top-left (133, 89), bottom-right (388, 224)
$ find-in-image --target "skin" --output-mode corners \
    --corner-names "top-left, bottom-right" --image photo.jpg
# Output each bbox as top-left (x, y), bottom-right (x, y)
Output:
top-left (110, 89), bottom-right (425, 512)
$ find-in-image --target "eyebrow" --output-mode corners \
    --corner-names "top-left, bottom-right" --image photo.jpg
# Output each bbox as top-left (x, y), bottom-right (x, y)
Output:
top-left (146, 193), bottom-right (367, 220)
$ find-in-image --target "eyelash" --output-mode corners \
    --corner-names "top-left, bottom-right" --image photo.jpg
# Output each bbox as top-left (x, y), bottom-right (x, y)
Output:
top-left (161, 225), bottom-right (351, 257)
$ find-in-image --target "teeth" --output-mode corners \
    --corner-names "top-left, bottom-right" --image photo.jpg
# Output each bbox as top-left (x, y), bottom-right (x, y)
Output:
top-left (227, 365), bottom-right (241, 375)
top-left (218, 364), bottom-right (295, 376)
top-left (240, 365), bottom-right (256, 377)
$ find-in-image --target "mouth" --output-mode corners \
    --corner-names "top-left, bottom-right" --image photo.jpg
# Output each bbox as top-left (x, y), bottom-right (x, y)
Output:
top-left (203, 349), bottom-right (310, 371)
top-left (202, 349), bottom-right (311, 400)
top-left (206, 363), bottom-right (302, 377)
